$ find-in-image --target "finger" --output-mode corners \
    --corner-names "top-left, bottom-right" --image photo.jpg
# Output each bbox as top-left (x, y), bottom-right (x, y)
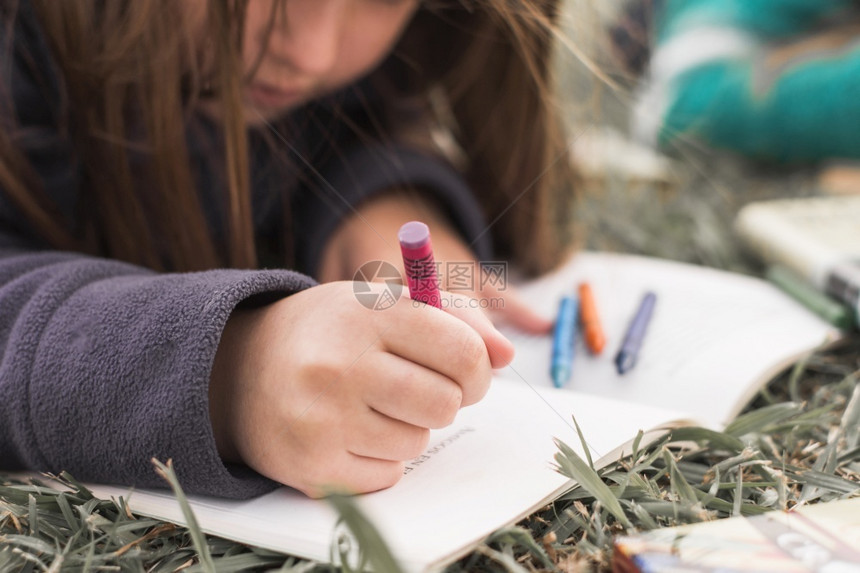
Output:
top-left (382, 299), bottom-right (494, 406)
top-left (298, 454), bottom-right (406, 498)
top-left (437, 292), bottom-right (515, 371)
top-left (362, 352), bottom-right (462, 429)
top-left (347, 407), bottom-right (431, 461)
top-left (487, 286), bottom-right (553, 334)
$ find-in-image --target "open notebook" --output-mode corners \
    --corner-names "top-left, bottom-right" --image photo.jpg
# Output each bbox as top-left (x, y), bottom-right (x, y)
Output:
top-left (83, 252), bottom-right (841, 572)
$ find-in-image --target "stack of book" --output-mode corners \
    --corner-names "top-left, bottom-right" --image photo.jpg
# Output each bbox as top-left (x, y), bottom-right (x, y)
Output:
top-left (734, 196), bottom-right (860, 331)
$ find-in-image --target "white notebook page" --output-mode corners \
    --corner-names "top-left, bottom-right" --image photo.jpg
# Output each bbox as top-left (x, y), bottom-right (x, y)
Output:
top-left (498, 252), bottom-right (840, 427)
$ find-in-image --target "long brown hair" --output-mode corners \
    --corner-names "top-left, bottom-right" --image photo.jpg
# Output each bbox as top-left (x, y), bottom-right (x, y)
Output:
top-left (2, 0), bottom-right (576, 277)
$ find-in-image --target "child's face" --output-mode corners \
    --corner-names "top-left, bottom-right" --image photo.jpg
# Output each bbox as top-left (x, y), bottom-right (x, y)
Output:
top-left (239, 0), bottom-right (419, 123)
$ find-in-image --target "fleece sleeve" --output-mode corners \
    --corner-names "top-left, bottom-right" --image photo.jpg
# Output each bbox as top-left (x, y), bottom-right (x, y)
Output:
top-left (0, 244), bottom-right (316, 498)
top-left (634, 0), bottom-right (860, 161)
top-left (0, 2), bottom-right (317, 499)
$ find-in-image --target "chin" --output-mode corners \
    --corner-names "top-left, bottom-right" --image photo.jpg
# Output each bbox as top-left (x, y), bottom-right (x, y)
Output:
top-left (242, 104), bottom-right (297, 126)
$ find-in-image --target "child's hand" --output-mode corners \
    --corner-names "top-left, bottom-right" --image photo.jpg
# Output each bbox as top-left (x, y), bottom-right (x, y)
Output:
top-left (319, 192), bottom-right (553, 335)
top-left (209, 281), bottom-right (514, 498)
top-left (422, 224), bottom-right (553, 334)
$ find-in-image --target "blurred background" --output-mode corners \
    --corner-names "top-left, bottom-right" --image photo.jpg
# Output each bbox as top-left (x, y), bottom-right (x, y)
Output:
top-left (553, 0), bottom-right (860, 274)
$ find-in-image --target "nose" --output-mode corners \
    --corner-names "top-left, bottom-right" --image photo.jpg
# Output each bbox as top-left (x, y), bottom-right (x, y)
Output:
top-left (267, 0), bottom-right (345, 77)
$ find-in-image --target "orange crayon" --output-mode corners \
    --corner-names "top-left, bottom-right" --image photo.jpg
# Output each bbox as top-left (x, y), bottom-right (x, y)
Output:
top-left (578, 282), bottom-right (606, 355)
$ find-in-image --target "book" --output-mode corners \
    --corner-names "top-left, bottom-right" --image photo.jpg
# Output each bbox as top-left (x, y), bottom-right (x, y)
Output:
top-left (80, 252), bottom-right (841, 572)
top-left (734, 196), bottom-right (860, 319)
top-left (612, 496), bottom-right (860, 572)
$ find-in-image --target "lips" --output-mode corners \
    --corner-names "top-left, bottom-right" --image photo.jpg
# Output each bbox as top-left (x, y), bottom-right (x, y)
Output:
top-left (245, 82), bottom-right (306, 109)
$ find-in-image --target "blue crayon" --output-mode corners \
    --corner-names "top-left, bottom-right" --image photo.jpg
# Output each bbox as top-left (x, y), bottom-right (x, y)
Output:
top-left (615, 292), bottom-right (657, 375)
top-left (551, 295), bottom-right (579, 388)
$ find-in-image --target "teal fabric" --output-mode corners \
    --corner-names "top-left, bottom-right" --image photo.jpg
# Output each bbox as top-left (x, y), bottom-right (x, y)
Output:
top-left (650, 0), bottom-right (860, 161)
top-left (658, 0), bottom-right (855, 42)
top-left (659, 47), bottom-right (860, 160)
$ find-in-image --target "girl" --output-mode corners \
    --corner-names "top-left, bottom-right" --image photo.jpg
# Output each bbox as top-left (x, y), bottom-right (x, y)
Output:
top-left (0, 0), bottom-right (576, 499)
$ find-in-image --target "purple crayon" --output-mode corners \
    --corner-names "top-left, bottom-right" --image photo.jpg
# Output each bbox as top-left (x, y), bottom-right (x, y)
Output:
top-left (614, 291), bottom-right (657, 374)
top-left (398, 221), bottom-right (442, 308)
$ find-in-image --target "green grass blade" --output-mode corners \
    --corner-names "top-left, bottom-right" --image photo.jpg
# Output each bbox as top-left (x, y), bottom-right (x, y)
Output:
top-left (794, 470), bottom-right (860, 495)
top-left (27, 494), bottom-right (38, 537)
top-left (485, 526), bottom-right (555, 569)
top-left (841, 383), bottom-right (860, 450)
top-left (475, 545), bottom-right (531, 573)
top-left (151, 458), bottom-right (215, 573)
top-left (668, 427), bottom-right (744, 452)
top-left (570, 414), bottom-right (595, 469)
top-left (553, 438), bottom-right (632, 529)
top-left (661, 450), bottom-right (700, 505)
top-left (326, 493), bottom-right (403, 573)
top-left (723, 403), bottom-right (801, 437)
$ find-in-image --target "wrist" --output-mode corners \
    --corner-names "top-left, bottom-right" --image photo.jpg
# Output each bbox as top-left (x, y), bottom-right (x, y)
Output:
top-left (209, 306), bottom-right (258, 464)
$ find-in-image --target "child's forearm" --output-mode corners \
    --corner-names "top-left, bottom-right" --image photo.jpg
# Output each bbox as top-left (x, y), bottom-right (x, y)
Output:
top-left (318, 188), bottom-right (470, 286)
top-left (0, 234), bottom-right (316, 498)
top-left (318, 189), bottom-right (553, 334)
